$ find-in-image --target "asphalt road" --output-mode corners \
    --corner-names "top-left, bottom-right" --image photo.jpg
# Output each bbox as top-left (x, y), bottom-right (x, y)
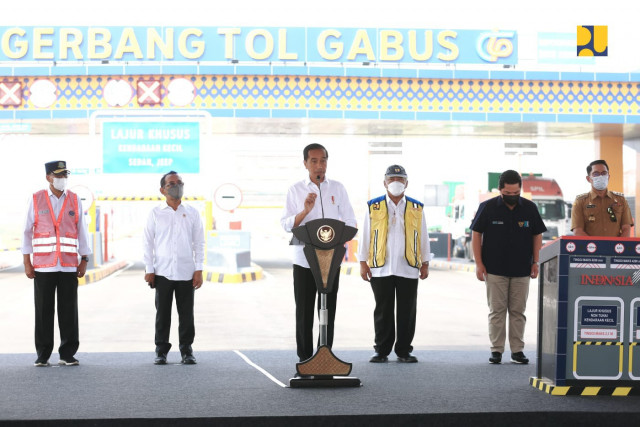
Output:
top-left (0, 258), bottom-right (539, 358)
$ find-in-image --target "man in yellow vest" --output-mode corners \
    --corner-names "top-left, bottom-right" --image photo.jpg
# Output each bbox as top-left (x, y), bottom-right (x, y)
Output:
top-left (22, 161), bottom-right (91, 367)
top-left (358, 165), bottom-right (431, 363)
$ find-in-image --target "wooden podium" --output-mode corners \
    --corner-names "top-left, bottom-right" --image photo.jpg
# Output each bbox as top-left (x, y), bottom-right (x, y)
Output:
top-left (288, 218), bottom-right (361, 388)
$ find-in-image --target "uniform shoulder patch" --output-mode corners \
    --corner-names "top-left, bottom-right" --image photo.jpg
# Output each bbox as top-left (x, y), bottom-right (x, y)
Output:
top-left (611, 191), bottom-right (625, 197)
top-left (575, 193), bottom-right (589, 200)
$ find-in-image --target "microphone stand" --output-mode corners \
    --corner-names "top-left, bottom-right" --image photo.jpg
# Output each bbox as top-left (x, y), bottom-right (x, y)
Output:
top-left (316, 175), bottom-right (325, 219)
top-left (316, 174), bottom-right (327, 346)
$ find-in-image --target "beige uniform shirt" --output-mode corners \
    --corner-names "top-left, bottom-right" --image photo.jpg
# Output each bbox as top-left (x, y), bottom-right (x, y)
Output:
top-left (571, 189), bottom-right (633, 237)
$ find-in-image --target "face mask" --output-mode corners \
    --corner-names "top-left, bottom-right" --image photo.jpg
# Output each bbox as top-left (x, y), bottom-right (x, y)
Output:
top-left (52, 177), bottom-right (67, 192)
top-left (592, 175), bottom-right (608, 191)
top-left (502, 194), bottom-right (519, 206)
top-left (167, 183), bottom-right (184, 199)
top-left (387, 181), bottom-right (406, 197)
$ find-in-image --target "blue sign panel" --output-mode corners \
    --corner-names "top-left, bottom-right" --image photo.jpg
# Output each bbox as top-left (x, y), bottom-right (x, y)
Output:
top-left (581, 305), bottom-right (618, 326)
top-left (103, 121), bottom-right (199, 174)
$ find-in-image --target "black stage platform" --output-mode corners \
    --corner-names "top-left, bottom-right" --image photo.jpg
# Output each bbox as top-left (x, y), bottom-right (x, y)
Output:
top-left (1, 350), bottom-right (639, 426)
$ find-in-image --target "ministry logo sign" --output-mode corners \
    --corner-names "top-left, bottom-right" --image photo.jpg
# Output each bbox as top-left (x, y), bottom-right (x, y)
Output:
top-left (577, 25), bottom-right (608, 56)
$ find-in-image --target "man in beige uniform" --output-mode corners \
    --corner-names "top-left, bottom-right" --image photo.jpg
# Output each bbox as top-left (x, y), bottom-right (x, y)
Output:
top-left (571, 159), bottom-right (633, 237)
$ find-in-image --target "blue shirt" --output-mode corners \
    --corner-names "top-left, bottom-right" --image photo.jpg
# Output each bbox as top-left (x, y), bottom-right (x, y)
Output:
top-left (470, 196), bottom-right (547, 277)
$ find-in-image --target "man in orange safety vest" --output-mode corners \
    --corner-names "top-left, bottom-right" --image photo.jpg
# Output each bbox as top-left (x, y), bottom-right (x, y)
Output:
top-left (21, 160), bottom-right (91, 367)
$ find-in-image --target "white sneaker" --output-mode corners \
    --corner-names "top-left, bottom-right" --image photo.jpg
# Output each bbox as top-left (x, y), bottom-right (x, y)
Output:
top-left (58, 357), bottom-right (80, 366)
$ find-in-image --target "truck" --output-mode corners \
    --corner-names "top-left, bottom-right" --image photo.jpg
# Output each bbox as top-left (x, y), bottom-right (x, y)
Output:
top-left (448, 175), bottom-right (570, 260)
top-left (521, 174), bottom-right (571, 243)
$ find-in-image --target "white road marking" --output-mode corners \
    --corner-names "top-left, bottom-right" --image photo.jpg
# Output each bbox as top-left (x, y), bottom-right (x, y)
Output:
top-left (233, 350), bottom-right (287, 388)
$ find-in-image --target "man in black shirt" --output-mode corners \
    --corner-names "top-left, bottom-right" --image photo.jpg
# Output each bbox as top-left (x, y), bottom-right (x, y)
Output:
top-left (471, 170), bottom-right (546, 365)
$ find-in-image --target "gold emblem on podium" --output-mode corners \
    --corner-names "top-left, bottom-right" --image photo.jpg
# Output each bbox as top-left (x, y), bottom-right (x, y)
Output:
top-left (317, 225), bottom-right (335, 243)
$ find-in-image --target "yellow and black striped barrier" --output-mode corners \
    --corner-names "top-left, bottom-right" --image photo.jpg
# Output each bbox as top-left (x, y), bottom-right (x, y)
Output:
top-left (1, 247), bottom-right (20, 252)
top-left (530, 377), bottom-right (640, 396)
top-left (79, 260), bottom-right (128, 286)
top-left (573, 341), bottom-right (623, 377)
top-left (98, 196), bottom-right (205, 201)
top-left (629, 342), bottom-right (638, 375)
top-left (340, 263), bottom-right (359, 276)
top-left (203, 264), bottom-right (264, 284)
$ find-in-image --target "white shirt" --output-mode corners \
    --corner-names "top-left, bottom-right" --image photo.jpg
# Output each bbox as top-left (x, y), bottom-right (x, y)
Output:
top-left (357, 195), bottom-right (432, 279)
top-left (281, 176), bottom-right (357, 268)
top-left (143, 202), bottom-right (205, 281)
top-left (21, 188), bottom-right (92, 273)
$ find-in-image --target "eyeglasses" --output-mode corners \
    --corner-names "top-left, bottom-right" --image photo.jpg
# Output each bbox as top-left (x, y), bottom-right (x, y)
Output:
top-left (165, 181), bottom-right (183, 188)
top-left (52, 172), bottom-right (69, 178)
top-left (591, 171), bottom-right (608, 177)
top-left (607, 206), bottom-right (617, 222)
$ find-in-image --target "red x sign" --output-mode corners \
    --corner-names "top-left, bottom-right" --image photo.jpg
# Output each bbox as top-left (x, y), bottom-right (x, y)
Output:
top-left (137, 80), bottom-right (162, 105)
top-left (0, 81), bottom-right (22, 106)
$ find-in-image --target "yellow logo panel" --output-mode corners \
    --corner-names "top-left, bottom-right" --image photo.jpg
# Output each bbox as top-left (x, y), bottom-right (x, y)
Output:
top-left (577, 25), bottom-right (608, 56)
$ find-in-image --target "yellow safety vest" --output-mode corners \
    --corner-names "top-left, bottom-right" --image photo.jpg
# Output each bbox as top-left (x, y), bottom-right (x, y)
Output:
top-left (367, 195), bottom-right (423, 269)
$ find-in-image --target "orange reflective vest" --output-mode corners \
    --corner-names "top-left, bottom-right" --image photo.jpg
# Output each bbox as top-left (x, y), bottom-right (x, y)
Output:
top-left (32, 189), bottom-right (80, 268)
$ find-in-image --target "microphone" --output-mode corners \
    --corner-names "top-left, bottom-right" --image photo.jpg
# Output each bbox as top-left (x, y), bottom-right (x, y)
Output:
top-left (316, 175), bottom-right (325, 218)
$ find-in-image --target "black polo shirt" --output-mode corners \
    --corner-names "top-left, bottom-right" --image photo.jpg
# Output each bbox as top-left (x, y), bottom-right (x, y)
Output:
top-left (470, 196), bottom-right (547, 277)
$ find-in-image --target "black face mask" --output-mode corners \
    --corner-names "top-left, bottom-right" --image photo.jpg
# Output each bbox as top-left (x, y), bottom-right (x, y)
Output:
top-left (502, 194), bottom-right (519, 206)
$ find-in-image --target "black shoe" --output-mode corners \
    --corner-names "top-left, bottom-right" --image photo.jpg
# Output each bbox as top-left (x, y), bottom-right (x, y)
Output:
top-left (58, 357), bottom-right (79, 366)
top-left (489, 352), bottom-right (502, 364)
top-left (369, 353), bottom-right (388, 363)
top-left (511, 352), bottom-right (529, 364)
top-left (34, 358), bottom-right (50, 367)
top-left (397, 354), bottom-right (418, 363)
top-left (154, 354), bottom-right (167, 365)
top-left (181, 354), bottom-right (197, 365)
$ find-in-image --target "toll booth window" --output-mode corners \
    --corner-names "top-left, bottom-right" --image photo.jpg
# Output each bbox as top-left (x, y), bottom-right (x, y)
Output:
top-left (534, 200), bottom-right (565, 221)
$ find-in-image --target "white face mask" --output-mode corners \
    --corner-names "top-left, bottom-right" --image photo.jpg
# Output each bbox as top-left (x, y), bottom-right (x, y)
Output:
top-left (592, 175), bottom-right (608, 191)
top-left (52, 177), bottom-right (67, 191)
top-left (387, 181), bottom-right (406, 197)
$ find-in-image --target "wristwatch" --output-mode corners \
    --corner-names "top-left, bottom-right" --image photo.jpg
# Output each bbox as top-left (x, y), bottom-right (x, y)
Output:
top-left (81, 256), bottom-right (90, 263)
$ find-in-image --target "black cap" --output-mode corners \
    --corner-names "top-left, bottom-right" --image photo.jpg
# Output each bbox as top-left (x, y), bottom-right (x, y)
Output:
top-left (45, 161), bottom-right (69, 175)
top-left (385, 164), bottom-right (407, 178)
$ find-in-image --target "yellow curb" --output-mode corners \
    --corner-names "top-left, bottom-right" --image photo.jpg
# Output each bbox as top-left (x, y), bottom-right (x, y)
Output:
top-left (79, 260), bottom-right (128, 286)
top-left (203, 263), bottom-right (264, 284)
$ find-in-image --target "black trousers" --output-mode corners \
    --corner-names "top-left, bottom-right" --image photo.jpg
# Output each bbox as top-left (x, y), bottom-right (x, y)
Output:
top-left (154, 275), bottom-right (195, 356)
top-left (370, 275), bottom-right (419, 357)
top-left (34, 271), bottom-right (79, 361)
top-left (293, 265), bottom-right (340, 361)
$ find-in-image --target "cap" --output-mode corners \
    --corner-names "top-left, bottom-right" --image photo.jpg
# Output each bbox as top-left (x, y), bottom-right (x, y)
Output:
top-left (45, 161), bottom-right (69, 175)
top-left (385, 164), bottom-right (407, 178)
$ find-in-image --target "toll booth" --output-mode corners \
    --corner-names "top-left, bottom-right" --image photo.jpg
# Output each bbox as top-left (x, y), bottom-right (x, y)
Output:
top-left (532, 236), bottom-right (640, 395)
top-left (206, 230), bottom-right (251, 271)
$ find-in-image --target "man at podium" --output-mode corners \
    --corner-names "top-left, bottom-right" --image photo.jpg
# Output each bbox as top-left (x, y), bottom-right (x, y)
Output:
top-left (280, 143), bottom-right (357, 363)
top-left (571, 159), bottom-right (633, 237)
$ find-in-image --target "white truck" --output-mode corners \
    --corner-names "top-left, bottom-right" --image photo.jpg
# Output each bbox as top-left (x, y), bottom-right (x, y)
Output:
top-left (448, 175), bottom-right (570, 260)
top-left (521, 175), bottom-right (571, 244)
